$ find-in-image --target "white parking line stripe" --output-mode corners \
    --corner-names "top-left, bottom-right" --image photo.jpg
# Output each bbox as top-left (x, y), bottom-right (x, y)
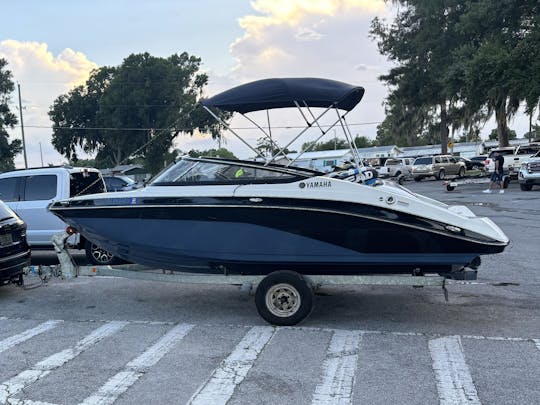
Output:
top-left (0, 321), bottom-right (127, 404)
top-left (312, 330), bottom-right (362, 405)
top-left (188, 326), bottom-right (275, 405)
top-left (0, 321), bottom-right (62, 354)
top-left (534, 339), bottom-right (540, 352)
top-left (429, 336), bottom-right (481, 405)
top-left (7, 399), bottom-right (60, 405)
top-left (79, 323), bottom-right (194, 405)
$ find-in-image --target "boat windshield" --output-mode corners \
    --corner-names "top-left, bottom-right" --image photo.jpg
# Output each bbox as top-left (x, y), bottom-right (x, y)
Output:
top-left (151, 159), bottom-right (310, 185)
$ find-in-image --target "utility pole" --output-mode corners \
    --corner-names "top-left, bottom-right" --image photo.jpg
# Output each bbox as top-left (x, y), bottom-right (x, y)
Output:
top-left (17, 83), bottom-right (28, 169)
top-left (39, 142), bottom-right (44, 167)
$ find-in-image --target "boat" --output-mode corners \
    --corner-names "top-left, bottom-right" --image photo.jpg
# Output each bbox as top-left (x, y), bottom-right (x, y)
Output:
top-left (49, 78), bottom-right (509, 277)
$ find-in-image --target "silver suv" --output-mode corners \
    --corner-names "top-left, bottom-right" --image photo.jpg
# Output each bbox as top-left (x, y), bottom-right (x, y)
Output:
top-left (412, 155), bottom-right (466, 181)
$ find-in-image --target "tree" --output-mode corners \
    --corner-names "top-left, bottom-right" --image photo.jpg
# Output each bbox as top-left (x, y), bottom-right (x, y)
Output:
top-left (371, 0), bottom-right (466, 154)
top-left (450, 0), bottom-right (540, 146)
top-left (255, 137), bottom-right (294, 157)
top-left (187, 148), bottom-right (237, 159)
top-left (488, 129), bottom-right (516, 141)
top-left (301, 138), bottom-right (348, 151)
top-left (49, 52), bottom-right (228, 174)
top-left (523, 124), bottom-right (540, 141)
top-left (0, 58), bottom-right (22, 172)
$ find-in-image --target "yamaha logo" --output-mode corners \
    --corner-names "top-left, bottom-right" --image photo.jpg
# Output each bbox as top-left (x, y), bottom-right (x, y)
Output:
top-left (300, 180), bottom-right (332, 189)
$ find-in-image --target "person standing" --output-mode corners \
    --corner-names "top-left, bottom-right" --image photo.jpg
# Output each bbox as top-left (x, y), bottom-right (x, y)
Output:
top-left (483, 151), bottom-right (505, 193)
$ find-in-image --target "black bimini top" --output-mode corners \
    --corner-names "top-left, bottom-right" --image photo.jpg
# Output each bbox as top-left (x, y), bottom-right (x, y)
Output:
top-left (201, 78), bottom-right (365, 114)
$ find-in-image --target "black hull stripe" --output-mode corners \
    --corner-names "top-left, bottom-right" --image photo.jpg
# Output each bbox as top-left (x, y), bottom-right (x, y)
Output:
top-left (51, 202), bottom-right (504, 247)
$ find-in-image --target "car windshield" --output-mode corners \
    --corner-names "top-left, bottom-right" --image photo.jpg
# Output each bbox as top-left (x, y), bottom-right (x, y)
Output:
top-left (414, 157), bottom-right (432, 165)
top-left (151, 159), bottom-right (310, 185)
top-left (385, 159), bottom-right (401, 165)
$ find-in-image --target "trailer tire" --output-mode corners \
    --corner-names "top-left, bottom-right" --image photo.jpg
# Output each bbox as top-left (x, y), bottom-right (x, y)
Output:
top-left (255, 271), bottom-right (313, 326)
top-left (503, 176), bottom-right (510, 189)
top-left (446, 184), bottom-right (455, 191)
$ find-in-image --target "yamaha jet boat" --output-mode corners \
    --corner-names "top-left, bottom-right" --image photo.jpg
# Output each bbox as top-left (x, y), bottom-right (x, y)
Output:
top-left (49, 78), bottom-right (509, 276)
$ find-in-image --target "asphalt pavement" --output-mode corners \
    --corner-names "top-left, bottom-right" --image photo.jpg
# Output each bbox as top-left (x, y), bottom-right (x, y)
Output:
top-left (0, 178), bottom-right (539, 404)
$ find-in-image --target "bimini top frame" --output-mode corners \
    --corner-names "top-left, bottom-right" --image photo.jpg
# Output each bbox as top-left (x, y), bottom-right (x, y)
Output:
top-left (200, 78), bottom-right (365, 167)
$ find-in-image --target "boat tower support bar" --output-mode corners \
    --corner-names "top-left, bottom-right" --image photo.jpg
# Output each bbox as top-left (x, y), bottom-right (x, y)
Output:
top-left (239, 112), bottom-right (291, 164)
top-left (285, 103), bottom-right (351, 167)
top-left (202, 106), bottom-right (266, 160)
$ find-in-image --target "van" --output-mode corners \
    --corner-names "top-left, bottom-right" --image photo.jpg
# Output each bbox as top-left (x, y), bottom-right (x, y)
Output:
top-left (0, 166), bottom-right (118, 265)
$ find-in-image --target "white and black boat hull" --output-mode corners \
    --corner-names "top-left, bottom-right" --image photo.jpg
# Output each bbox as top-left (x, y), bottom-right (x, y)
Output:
top-left (50, 197), bottom-right (506, 276)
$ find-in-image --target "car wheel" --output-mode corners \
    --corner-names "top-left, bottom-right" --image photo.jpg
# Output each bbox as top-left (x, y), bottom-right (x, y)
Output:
top-left (520, 183), bottom-right (533, 191)
top-left (458, 167), bottom-right (465, 178)
top-left (395, 171), bottom-right (401, 177)
top-left (255, 271), bottom-right (314, 326)
top-left (85, 240), bottom-right (121, 265)
top-left (438, 169), bottom-right (445, 180)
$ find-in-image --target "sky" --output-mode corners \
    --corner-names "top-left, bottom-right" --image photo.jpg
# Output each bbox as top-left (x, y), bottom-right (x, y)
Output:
top-left (0, 0), bottom-right (533, 168)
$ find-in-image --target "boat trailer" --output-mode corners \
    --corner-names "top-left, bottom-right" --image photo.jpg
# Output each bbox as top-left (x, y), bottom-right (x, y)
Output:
top-left (22, 231), bottom-right (501, 326)
top-left (443, 174), bottom-right (511, 191)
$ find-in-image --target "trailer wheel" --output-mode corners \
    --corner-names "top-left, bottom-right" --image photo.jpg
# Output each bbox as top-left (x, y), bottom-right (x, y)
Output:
top-left (503, 176), bottom-right (510, 189)
top-left (446, 184), bottom-right (455, 191)
top-left (255, 271), bottom-right (313, 326)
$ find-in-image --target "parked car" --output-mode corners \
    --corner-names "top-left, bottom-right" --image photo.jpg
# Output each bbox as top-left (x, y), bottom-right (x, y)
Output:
top-left (518, 150), bottom-right (540, 191)
top-left (0, 200), bottom-right (30, 286)
top-left (0, 166), bottom-right (120, 265)
top-left (484, 146), bottom-right (516, 175)
top-left (457, 157), bottom-right (484, 171)
top-left (485, 144), bottom-right (540, 177)
top-left (377, 158), bottom-right (414, 178)
top-left (103, 175), bottom-right (140, 192)
top-left (412, 155), bottom-right (466, 181)
top-left (470, 155), bottom-right (487, 164)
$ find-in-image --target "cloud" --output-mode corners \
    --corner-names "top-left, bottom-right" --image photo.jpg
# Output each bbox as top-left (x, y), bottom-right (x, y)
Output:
top-left (0, 40), bottom-right (97, 167)
top-left (188, 0), bottom-right (391, 158)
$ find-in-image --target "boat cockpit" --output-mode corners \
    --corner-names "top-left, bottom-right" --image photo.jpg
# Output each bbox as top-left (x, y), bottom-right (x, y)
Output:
top-left (150, 157), bottom-right (323, 186)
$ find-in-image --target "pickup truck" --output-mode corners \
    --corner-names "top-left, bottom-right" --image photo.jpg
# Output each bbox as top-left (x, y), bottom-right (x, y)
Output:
top-left (485, 143), bottom-right (540, 177)
top-left (0, 166), bottom-right (119, 265)
top-left (518, 150), bottom-right (540, 191)
top-left (377, 158), bottom-right (414, 178)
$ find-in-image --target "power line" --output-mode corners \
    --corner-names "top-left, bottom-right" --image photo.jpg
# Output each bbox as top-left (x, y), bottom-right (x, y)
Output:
top-left (13, 121), bottom-right (382, 132)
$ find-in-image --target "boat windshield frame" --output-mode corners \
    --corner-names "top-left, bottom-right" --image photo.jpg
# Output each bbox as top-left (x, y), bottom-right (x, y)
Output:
top-left (150, 157), bottom-right (322, 186)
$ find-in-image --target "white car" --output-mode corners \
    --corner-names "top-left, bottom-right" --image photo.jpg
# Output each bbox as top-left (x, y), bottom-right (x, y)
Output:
top-left (377, 158), bottom-right (414, 178)
top-left (485, 144), bottom-right (540, 176)
top-left (0, 166), bottom-right (119, 265)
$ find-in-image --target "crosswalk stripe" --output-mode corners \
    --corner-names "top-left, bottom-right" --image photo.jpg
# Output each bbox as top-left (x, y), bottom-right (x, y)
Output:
top-left (0, 321), bottom-right (62, 354)
top-left (78, 323), bottom-right (194, 405)
top-left (0, 321), bottom-right (127, 404)
top-left (312, 330), bottom-right (362, 405)
top-left (429, 336), bottom-right (481, 405)
top-left (188, 326), bottom-right (275, 405)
